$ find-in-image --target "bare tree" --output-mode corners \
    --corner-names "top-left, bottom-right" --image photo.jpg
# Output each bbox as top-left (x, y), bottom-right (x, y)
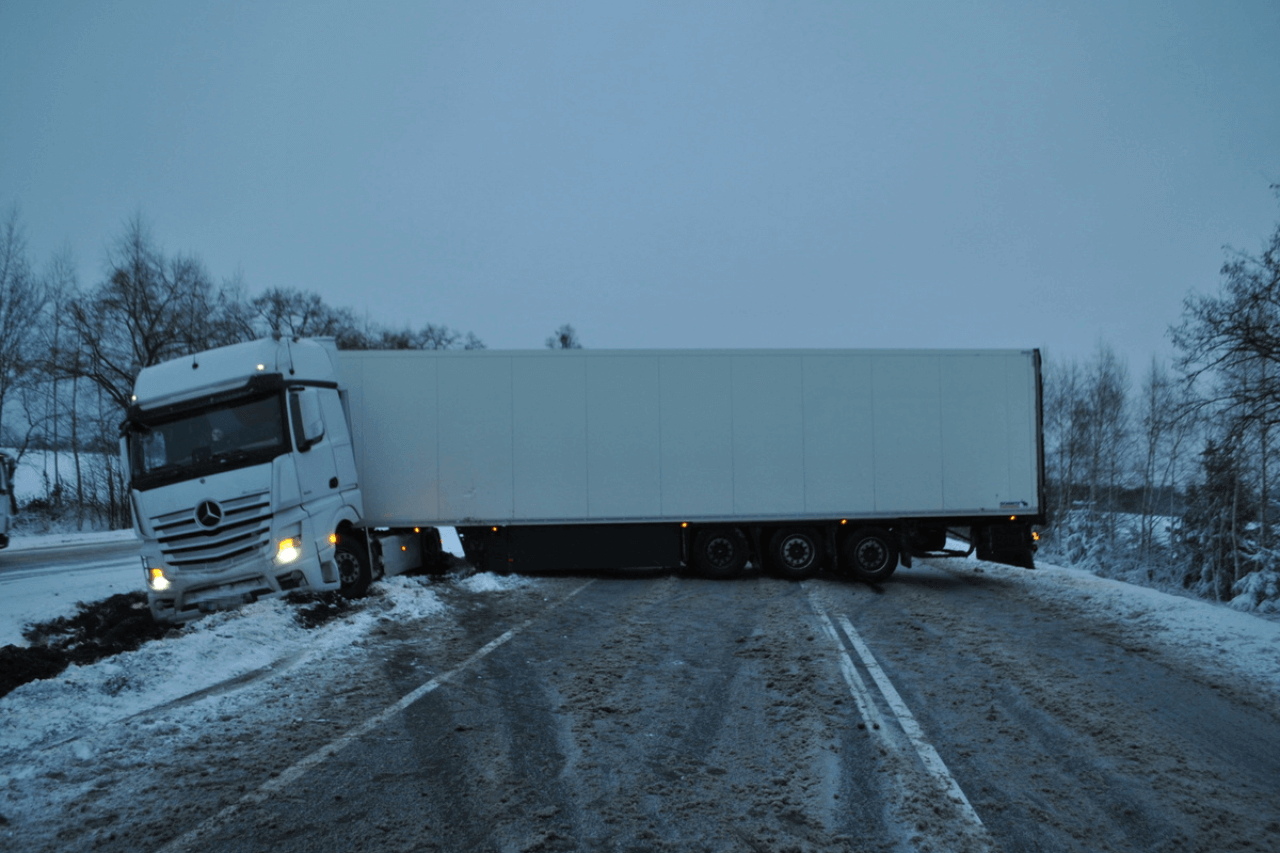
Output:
top-left (251, 288), bottom-right (360, 340)
top-left (1172, 192), bottom-right (1280, 559)
top-left (1136, 358), bottom-right (1198, 559)
top-left (545, 323), bottom-right (582, 349)
top-left (334, 319), bottom-right (486, 351)
top-left (0, 205), bottom-right (49, 437)
top-left (62, 215), bottom-right (243, 412)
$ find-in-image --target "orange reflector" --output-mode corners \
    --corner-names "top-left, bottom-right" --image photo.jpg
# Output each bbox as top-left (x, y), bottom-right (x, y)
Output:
top-left (414, 527), bottom-right (420, 533)
top-left (329, 533), bottom-right (338, 545)
top-left (681, 522), bottom-right (688, 528)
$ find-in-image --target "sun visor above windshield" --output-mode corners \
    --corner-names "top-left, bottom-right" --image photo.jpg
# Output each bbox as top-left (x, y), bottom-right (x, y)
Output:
top-left (130, 337), bottom-right (341, 411)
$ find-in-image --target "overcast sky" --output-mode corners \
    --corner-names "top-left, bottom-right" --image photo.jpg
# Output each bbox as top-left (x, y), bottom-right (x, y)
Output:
top-left (2, 1), bottom-right (1278, 375)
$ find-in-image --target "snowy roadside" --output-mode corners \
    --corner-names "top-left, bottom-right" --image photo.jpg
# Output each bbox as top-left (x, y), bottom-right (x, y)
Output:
top-left (5, 529), bottom-right (138, 552)
top-left (0, 576), bottom-right (452, 752)
top-left (940, 550), bottom-right (1280, 705)
top-left (0, 531), bottom-right (141, 648)
top-left (0, 569), bottom-right (535, 852)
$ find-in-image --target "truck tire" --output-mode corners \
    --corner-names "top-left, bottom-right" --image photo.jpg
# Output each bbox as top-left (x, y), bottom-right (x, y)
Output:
top-left (768, 528), bottom-right (823, 580)
top-left (335, 535), bottom-right (372, 597)
top-left (843, 527), bottom-right (899, 583)
top-left (693, 528), bottom-right (748, 579)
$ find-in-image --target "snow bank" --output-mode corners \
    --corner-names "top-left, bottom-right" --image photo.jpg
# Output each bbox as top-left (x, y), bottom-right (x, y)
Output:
top-left (0, 558), bottom-right (545, 766)
top-left (5, 528), bottom-right (136, 552)
top-left (458, 571), bottom-right (531, 593)
top-left (0, 596), bottom-right (362, 756)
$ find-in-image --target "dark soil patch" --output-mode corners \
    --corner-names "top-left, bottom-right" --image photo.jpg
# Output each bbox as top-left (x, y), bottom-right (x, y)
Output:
top-left (1, 592), bottom-right (170, 698)
top-left (284, 590), bottom-right (355, 629)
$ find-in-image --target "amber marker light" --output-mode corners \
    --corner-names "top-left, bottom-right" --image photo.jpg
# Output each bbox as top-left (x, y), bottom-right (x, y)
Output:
top-left (329, 533), bottom-right (339, 545)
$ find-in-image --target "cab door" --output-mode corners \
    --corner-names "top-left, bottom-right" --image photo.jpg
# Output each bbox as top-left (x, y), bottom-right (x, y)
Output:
top-left (289, 387), bottom-right (340, 503)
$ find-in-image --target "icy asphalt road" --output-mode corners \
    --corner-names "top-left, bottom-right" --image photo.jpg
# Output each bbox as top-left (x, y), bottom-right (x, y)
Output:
top-left (5, 562), bottom-right (1262, 853)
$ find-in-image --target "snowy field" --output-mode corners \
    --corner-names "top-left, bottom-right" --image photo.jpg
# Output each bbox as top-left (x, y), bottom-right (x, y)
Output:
top-left (5, 449), bottom-right (114, 504)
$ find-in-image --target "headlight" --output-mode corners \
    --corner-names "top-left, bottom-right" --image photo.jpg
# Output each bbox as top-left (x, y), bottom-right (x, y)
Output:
top-left (276, 537), bottom-right (301, 564)
top-left (147, 567), bottom-right (171, 592)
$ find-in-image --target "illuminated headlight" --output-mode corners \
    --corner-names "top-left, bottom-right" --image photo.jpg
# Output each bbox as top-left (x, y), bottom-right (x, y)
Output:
top-left (147, 567), bottom-right (171, 592)
top-left (276, 537), bottom-right (302, 564)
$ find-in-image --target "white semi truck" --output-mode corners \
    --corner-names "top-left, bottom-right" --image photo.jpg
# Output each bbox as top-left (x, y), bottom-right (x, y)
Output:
top-left (124, 338), bottom-right (1044, 623)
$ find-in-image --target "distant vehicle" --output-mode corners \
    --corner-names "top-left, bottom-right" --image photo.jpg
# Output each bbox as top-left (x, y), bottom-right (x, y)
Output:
top-left (0, 452), bottom-right (15, 549)
top-left (123, 338), bottom-right (1044, 623)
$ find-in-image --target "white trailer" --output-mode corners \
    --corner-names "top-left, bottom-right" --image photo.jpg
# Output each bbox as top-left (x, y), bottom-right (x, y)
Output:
top-left (124, 339), bottom-right (1043, 622)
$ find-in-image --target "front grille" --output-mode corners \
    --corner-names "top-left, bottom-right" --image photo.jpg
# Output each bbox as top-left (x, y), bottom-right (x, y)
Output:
top-left (151, 491), bottom-right (272, 569)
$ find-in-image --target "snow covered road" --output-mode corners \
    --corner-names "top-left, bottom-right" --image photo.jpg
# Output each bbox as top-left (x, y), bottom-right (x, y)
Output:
top-left (2, 544), bottom-right (1279, 852)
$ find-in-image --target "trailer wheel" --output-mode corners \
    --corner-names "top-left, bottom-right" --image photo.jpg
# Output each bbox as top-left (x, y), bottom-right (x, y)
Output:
top-left (843, 527), bottom-right (899, 583)
top-left (693, 528), bottom-right (748, 579)
top-left (335, 535), bottom-right (372, 597)
top-left (768, 528), bottom-right (823, 580)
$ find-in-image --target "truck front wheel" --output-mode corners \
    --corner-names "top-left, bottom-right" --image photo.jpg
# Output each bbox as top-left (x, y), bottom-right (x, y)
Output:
top-left (843, 527), bottom-right (899, 583)
top-left (693, 528), bottom-right (748, 579)
top-left (335, 535), bottom-right (372, 597)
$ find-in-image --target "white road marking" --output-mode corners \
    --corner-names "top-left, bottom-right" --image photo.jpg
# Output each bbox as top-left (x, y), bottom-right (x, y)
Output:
top-left (835, 612), bottom-right (986, 829)
top-left (811, 606), bottom-right (890, 735)
top-left (154, 578), bottom-right (596, 853)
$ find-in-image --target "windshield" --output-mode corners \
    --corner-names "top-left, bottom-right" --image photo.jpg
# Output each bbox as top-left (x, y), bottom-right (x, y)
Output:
top-left (129, 393), bottom-right (287, 489)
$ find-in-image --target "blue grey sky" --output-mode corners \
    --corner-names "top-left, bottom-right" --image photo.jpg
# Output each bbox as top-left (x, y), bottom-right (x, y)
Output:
top-left (2, 1), bottom-right (1277, 375)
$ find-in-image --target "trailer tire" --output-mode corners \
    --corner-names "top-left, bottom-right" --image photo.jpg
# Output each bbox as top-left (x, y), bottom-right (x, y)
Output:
top-left (843, 527), bottom-right (899, 583)
top-left (693, 528), bottom-right (749, 579)
top-left (768, 528), bottom-right (823, 580)
top-left (335, 535), bottom-right (372, 597)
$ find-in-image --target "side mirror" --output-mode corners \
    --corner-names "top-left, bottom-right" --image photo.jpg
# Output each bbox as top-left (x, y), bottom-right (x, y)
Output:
top-left (290, 389), bottom-right (326, 451)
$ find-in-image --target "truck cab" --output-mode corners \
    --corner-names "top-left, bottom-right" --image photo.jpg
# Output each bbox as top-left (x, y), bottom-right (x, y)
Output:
top-left (125, 337), bottom-right (364, 622)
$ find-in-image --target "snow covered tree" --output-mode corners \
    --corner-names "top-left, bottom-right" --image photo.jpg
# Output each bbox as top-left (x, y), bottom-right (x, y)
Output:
top-left (1178, 437), bottom-right (1254, 600)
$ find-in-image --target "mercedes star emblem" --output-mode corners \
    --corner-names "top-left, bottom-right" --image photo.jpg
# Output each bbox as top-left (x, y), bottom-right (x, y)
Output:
top-left (195, 500), bottom-right (224, 528)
